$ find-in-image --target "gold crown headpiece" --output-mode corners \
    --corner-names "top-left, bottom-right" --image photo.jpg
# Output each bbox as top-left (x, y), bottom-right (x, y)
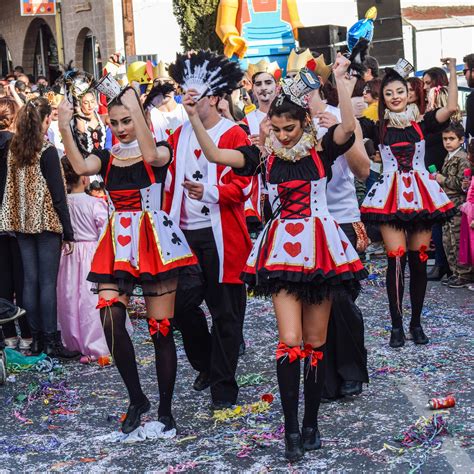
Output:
top-left (153, 61), bottom-right (171, 80)
top-left (287, 49), bottom-right (332, 82)
top-left (247, 59), bottom-right (282, 81)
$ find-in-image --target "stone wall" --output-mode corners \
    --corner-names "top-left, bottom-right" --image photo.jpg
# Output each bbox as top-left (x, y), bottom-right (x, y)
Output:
top-left (0, 0), bottom-right (116, 75)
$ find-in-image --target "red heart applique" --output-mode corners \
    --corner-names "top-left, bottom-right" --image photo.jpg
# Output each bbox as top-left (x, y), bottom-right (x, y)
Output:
top-left (403, 191), bottom-right (414, 202)
top-left (194, 149), bottom-right (202, 159)
top-left (402, 176), bottom-right (412, 188)
top-left (284, 242), bottom-right (302, 257)
top-left (304, 257), bottom-right (309, 262)
top-left (120, 217), bottom-right (132, 228)
top-left (117, 235), bottom-right (131, 247)
top-left (165, 129), bottom-right (172, 136)
top-left (285, 223), bottom-right (304, 237)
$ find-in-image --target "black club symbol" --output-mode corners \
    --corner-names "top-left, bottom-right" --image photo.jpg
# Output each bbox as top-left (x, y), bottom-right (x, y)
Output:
top-left (171, 233), bottom-right (182, 245)
top-left (192, 170), bottom-right (203, 181)
top-left (163, 215), bottom-right (173, 227)
top-left (368, 189), bottom-right (376, 198)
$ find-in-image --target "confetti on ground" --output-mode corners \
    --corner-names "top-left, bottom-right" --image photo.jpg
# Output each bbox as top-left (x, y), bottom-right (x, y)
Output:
top-left (1, 258), bottom-right (473, 471)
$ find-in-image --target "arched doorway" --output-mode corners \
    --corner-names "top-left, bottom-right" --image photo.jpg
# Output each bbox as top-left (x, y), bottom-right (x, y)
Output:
top-left (23, 18), bottom-right (59, 83)
top-left (0, 36), bottom-right (12, 76)
top-left (76, 28), bottom-right (103, 80)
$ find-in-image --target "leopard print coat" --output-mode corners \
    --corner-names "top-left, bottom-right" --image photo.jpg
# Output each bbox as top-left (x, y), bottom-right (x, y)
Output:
top-left (0, 140), bottom-right (64, 235)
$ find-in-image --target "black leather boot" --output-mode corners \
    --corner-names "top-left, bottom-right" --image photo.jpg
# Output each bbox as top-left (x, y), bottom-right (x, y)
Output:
top-left (302, 426), bottom-right (321, 451)
top-left (410, 326), bottom-right (429, 345)
top-left (284, 432), bottom-right (304, 462)
top-left (389, 328), bottom-right (405, 348)
top-left (44, 332), bottom-right (81, 360)
top-left (158, 414), bottom-right (177, 432)
top-left (193, 371), bottom-right (211, 391)
top-left (122, 396), bottom-right (151, 434)
top-left (30, 331), bottom-right (43, 355)
top-left (340, 380), bottom-right (363, 397)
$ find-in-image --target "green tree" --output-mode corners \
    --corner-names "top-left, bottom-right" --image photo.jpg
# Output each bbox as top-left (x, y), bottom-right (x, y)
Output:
top-left (172, 0), bottom-right (223, 52)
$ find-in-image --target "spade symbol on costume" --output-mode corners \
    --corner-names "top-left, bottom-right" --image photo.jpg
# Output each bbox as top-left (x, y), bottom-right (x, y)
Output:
top-left (192, 170), bottom-right (203, 181)
top-left (163, 215), bottom-right (173, 227)
top-left (368, 189), bottom-right (376, 198)
top-left (171, 233), bottom-right (182, 245)
top-left (201, 206), bottom-right (210, 216)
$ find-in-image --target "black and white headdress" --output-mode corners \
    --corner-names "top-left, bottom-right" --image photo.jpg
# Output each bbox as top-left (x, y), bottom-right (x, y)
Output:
top-left (277, 67), bottom-right (320, 109)
top-left (168, 50), bottom-right (243, 101)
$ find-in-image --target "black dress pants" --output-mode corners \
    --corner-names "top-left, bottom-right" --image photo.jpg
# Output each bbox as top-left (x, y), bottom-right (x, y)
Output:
top-left (174, 227), bottom-right (246, 404)
top-left (323, 223), bottom-right (369, 398)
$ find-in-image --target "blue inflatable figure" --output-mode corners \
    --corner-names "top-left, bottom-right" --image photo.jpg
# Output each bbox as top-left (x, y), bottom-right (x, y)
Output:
top-left (347, 7), bottom-right (377, 52)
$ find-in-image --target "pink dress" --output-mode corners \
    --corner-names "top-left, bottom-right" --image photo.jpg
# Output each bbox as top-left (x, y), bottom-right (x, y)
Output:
top-left (57, 193), bottom-right (109, 357)
top-left (459, 176), bottom-right (474, 266)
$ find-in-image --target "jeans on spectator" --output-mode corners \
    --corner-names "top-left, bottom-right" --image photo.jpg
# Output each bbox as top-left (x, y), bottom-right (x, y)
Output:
top-left (16, 232), bottom-right (62, 334)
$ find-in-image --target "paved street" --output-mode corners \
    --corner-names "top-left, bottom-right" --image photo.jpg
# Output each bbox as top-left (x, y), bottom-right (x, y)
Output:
top-left (1, 263), bottom-right (473, 473)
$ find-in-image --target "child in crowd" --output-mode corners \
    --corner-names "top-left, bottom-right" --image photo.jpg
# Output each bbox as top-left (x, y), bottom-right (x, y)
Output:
top-left (56, 157), bottom-right (110, 362)
top-left (436, 123), bottom-right (473, 287)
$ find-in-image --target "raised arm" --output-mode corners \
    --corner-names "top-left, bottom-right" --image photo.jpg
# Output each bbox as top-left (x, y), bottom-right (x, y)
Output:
top-left (332, 54), bottom-right (356, 145)
top-left (436, 58), bottom-right (458, 123)
top-left (58, 99), bottom-right (101, 176)
top-left (184, 90), bottom-right (247, 168)
top-left (119, 88), bottom-right (170, 167)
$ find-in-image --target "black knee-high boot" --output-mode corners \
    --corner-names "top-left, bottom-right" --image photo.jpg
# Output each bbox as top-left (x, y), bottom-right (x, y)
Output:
top-left (276, 343), bottom-right (304, 462)
top-left (386, 250), bottom-right (407, 347)
top-left (148, 318), bottom-right (177, 431)
top-left (407, 250), bottom-right (430, 344)
top-left (99, 300), bottom-right (149, 433)
top-left (302, 344), bottom-right (325, 450)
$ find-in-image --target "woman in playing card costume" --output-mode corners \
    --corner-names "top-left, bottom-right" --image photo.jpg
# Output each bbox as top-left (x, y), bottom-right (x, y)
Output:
top-left (184, 53), bottom-right (367, 462)
top-left (359, 58), bottom-right (458, 349)
top-left (58, 85), bottom-right (199, 436)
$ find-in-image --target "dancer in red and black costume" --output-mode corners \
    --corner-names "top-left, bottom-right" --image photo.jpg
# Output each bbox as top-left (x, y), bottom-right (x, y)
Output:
top-left (184, 54), bottom-right (367, 462)
top-left (360, 58), bottom-right (458, 348)
top-left (58, 88), bottom-right (199, 434)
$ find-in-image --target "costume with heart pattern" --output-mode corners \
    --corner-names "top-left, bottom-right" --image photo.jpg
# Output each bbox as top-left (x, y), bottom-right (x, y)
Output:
top-left (87, 141), bottom-right (199, 295)
top-left (360, 111), bottom-right (455, 230)
top-left (235, 126), bottom-right (367, 304)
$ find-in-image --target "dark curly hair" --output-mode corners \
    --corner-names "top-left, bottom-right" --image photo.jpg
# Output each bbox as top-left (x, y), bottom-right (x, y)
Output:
top-left (10, 97), bottom-right (51, 167)
top-left (61, 155), bottom-right (81, 192)
top-left (268, 95), bottom-right (307, 125)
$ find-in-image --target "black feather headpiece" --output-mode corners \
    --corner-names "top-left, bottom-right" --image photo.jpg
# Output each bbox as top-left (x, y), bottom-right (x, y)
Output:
top-left (346, 38), bottom-right (370, 78)
top-left (168, 50), bottom-right (243, 101)
top-left (143, 82), bottom-right (176, 111)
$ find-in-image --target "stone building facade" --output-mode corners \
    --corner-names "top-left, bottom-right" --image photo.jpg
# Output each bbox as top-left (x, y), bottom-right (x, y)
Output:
top-left (0, 0), bottom-right (117, 81)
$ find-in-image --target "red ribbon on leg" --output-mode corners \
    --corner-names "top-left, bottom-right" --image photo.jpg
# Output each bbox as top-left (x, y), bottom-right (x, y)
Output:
top-left (276, 342), bottom-right (301, 363)
top-left (301, 344), bottom-right (324, 367)
top-left (419, 245), bottom-right (429, 262)
top-left (96, 297), bottom-right (119, 309)
top-left (148, 318), bottom-right (171, 337)
top-left (387, 246), bottom-right (405, 258)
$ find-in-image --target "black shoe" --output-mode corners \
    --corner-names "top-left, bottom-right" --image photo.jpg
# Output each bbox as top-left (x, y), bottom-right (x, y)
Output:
top-left (211, 400), bottom-right (234, 411)
top-left (193, 371), bottom-right (210, 391)
top-left (340, 380), bottom-right (363, 397)
top-left (448, 277), bottom-right (470, 289)
top-left (427, 265), bottom-right (450, 281)
top-left (238, 341), bottom-right (246, 357)
top-left (44, 332), bottom-right (81, 360)
top-left (122, 397), bottom-right (151, 434)
top-left (158, 414), bottom-right (176, 432)
top-left (409, 326), bottom-right (429, 345)
top-left (389, 328), bottom-right (405, 348)
top-left (284, 432), bottom-right (304, 462)
top-left (321, 394), bottom-right (344, 403)
top-left (441, 275), bottom-right (456, 286)
top-left (29, 331), bottom-right (43, 356)
top-left (302, 426), bottom-right (321, 451)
